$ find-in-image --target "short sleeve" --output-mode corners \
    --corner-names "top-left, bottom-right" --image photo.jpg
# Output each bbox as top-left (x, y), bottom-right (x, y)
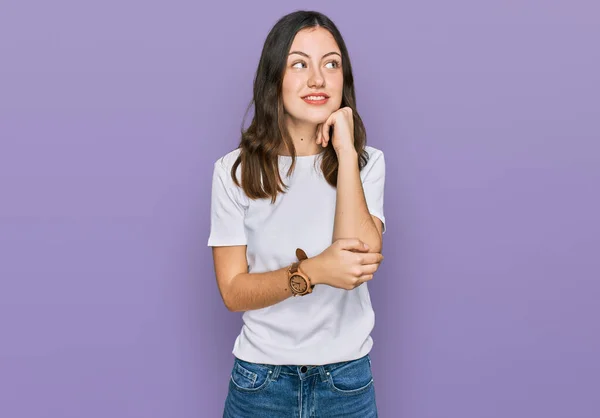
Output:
top-left (207, 159), bottom-right (248, 246)
top-left (361, 149), bottom-right (386, 234)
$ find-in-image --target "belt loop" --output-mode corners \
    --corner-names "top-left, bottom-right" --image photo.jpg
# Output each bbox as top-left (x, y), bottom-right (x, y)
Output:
top-left (317, 366), bottom-right (329, 383)
top-left (271, 365), bottom-right (282, 381)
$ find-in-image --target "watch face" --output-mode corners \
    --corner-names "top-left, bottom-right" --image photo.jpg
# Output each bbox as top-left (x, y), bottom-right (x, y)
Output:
top-left (290, 275), bottom-right (308, 293)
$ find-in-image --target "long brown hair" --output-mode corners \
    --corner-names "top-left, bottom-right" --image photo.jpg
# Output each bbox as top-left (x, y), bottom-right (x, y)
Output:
top-left (231, 10), bottom-right (369, 203)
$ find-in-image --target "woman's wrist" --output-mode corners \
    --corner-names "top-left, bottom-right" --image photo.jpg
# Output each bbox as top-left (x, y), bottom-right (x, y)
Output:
top-left (300, 256), bottom-right (323, 286)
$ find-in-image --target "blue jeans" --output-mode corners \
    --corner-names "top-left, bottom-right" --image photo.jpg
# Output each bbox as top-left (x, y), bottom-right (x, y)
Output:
top-left (223, 354), bottom-right (377, 417)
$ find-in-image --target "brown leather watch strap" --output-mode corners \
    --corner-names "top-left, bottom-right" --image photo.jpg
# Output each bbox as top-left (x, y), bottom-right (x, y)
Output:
top-left (288, 248), bottom-right (313, 296)
top-left (296, 248), bottom-right (308, 261)
top-left (289, 261), bottom-right (301, 275)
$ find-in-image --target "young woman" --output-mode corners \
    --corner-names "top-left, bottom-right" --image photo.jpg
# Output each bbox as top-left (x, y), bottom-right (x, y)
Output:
top-left (208, 10), bottom-right (386, 417)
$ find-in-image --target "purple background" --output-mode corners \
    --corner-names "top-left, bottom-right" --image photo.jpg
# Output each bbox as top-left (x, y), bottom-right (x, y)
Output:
top-left (1, 1), bottom-right (599, 417)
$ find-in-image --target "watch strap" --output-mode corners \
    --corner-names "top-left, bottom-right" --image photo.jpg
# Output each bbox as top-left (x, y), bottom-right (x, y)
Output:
top-left (288, 248), bottom-right (313, 296)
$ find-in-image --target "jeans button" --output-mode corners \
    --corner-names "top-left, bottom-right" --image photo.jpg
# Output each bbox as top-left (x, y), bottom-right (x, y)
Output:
top-left (300, 366), bottom-right (307, 373)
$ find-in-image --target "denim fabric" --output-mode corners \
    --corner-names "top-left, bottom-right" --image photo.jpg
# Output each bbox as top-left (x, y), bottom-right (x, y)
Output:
top-left (223, 354), bottom-right (377, 417)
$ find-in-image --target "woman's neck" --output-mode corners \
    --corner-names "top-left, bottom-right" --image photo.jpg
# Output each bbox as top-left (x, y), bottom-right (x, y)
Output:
top-left (280, 117), bottom-right (323, 156)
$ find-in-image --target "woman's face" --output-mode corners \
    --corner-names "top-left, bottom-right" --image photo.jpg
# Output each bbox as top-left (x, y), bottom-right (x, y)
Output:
top-left (281, 27), bottom-right (344, 127)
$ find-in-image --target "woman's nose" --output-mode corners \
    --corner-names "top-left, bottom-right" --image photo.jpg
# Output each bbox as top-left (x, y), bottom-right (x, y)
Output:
top-left (307, 68), bottom-right (325, 88)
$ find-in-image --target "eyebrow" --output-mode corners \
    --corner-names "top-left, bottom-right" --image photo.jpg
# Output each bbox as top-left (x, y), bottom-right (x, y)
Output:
top-left (288, 51), bottom-right (342, 59)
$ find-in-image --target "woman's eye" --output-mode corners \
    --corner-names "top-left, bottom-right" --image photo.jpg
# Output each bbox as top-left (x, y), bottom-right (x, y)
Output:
top-left (325, 60), bottom-right (340, 69)
top-left (292, 62), bottom-right (306, 69)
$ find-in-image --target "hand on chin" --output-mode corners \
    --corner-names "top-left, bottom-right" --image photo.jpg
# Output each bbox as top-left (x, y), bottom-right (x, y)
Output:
top-left (315, 107), bottom-right (355, 155)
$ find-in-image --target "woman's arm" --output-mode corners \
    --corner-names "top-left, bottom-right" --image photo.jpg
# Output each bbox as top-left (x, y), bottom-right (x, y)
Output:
top-left (212, 242), bottom-right (381, 312)
top-left (212, 246), bottom-right (327, 312)
top-left (212, 246), bottom-right (291, 312)
top-left (332, 150), bottom-right (383, 253)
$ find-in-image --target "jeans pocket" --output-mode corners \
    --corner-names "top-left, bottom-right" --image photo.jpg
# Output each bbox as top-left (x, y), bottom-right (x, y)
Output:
top-left (229, 358), bottom-right (274, 393)
top-left (327, 355), bottom-right (374, 395)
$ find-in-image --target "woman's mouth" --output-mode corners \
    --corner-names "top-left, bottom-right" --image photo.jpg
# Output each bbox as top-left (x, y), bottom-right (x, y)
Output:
top-left (302, 95), bottom-right (329, 105)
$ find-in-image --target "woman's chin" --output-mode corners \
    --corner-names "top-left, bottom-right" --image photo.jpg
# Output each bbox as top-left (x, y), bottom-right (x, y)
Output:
top-left (286, 109), bottom-right (336, 126)
top-left (289, 117), bottom-right (326, 127)
top-left (303, 111), bottom-right (334, 125)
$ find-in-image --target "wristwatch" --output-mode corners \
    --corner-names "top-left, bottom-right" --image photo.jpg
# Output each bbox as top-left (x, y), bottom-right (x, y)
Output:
top-left (288, 248), bottom-right (314, 297)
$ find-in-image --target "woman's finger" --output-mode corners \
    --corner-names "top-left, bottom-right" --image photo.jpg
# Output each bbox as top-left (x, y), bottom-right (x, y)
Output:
top-left (356, 274), bottom-right (374, 287)
top-left (322, 114), bottom-right (334, 145)
top-left (360, 263), bottom-right (380, 275)
top-left (315, 124), bottom-right (321, 144)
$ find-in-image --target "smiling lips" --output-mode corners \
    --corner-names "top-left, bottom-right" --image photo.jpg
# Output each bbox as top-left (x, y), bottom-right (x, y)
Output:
top-left (302, 93), bottom-right (329, 105)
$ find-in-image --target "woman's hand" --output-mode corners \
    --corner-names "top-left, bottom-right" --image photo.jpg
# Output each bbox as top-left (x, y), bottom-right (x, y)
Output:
top-left (301, 238), bottom-right (384, 290)
top-left (316, 107), bottom-right (355, 155)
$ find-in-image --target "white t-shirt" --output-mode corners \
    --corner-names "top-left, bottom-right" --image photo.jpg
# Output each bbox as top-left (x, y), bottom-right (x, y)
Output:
top-left (207, 145), bottom-right (386, 365)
